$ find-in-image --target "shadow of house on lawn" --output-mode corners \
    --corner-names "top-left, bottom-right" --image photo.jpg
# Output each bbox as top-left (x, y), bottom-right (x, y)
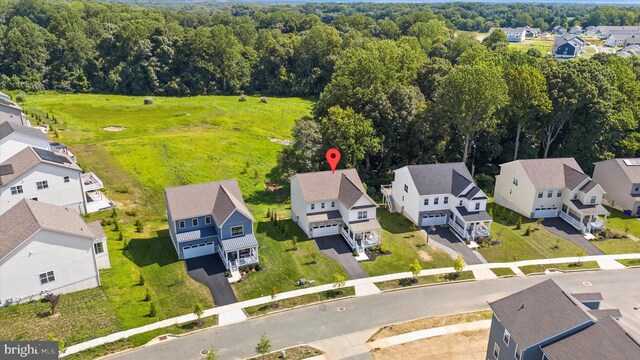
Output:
top-left (377, 208), bottom-right (421, 235)
top-left (255, 219), bottom-right (313, 245)
top-left (124, 229), bottom-right (179, 268)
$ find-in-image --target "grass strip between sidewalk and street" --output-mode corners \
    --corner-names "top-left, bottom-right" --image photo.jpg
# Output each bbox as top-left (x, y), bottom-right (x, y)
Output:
top-left (244, 287), bottom-right (356, 317)
top-left (519, 261), bottom-right (599, 275)
top-left (618, 259), bottom-right (640, 267)
top-left (375, 271), bottom-right (474, 291)
top-left (247, 345), bottom-right (323, 360)
top-left (490, 268), bottom-right (516, 277)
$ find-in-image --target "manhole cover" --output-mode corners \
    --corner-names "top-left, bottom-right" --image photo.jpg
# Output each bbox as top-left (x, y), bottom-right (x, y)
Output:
top-left (337, 307), bottom-right (346, 312)
top-left (583, 281), bottom-right (592, 287)
top-left (200, 349), bottom-right (210, 356)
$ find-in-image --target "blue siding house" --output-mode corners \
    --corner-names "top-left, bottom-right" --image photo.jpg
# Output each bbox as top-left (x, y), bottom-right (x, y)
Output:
top-left (164, 179), bottom-right (258, 271)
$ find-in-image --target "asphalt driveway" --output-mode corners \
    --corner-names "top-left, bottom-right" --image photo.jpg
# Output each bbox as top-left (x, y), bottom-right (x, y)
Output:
top-left (426, 227), bottom-right (485, 265)
top-left (185, 255), bottom-right (237, 306)
top-left (542, 218), bottom-right (605, 256)
top-left (314, 235), bottom-right (368, 279)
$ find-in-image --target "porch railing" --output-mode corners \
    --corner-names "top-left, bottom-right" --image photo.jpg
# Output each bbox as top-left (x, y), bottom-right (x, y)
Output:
top-left (448, 218), bottom-right (470, 241)
top-left (341, 228), bottom-right (356, 249)
top-left (473, 224), bottom-right (490, 237)
top-left (589, 217), bottom-right (605, 230)
top-left (560, 211), bottom-right (585, 232)
top-left (237, 255), bottom-right (259, 267)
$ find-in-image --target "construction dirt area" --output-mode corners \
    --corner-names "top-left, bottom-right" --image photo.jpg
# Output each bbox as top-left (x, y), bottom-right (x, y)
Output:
top-left (371, 329), bottom-right (489, 360)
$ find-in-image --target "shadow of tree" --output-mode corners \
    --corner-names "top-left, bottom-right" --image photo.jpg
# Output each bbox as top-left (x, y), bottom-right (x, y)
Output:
top-left (245, 164), bottom-right (290, 205)
top-left (123, 229), bottom-right (179, 268)
top-left (255, 219), bottom-right (313, 244)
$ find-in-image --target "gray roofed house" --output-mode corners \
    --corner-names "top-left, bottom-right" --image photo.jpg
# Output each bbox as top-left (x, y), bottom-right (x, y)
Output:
top-left (618, 44), bottom-right (640, 58)
top-left (0, 99), bottom-right (29, 127)
top-left (593, 158), bottom-right (640, 216)
top-left (0, 147), bottom-right (81, 186)
top-left (0, 121), bottom-right (51, 163)
top-left (0, 121), bottom-right (48, 141)
top-left (518, 158), bottom-right (584, 189)
top-left (383, 163), bottom-right (492, 242)
top-left (290, 168), bottom-right (381, 254)
top-left (164, 178), bottom-right (258, 273)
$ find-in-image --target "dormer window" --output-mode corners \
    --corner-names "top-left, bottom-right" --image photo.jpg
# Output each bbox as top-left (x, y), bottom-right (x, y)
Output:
top-left (590, 196), bottom-right (596, 204)
top-left (231, 225), bottom-right (244, 236)
top-left (475, 202), bottom-right (480, 210)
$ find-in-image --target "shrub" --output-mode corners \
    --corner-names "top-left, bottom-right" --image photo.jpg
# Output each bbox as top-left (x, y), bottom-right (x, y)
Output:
top-left (194, 303), bottom-right (204, 326)
top-left (48, 293), bottom-right (61, 315)
top-left (409, 258), bottom-right (422, 278)
top-left (125, 209), bottom-right (137, 217)
top-left (15, 92), bottom-right (26, 103)
top-left (111, 208), bottom-right (118, 218)
top-left (149, 302), bottom-right (156, 317)
top-left (239, 95), bottom-right (247, 102)
top-left (291, 236), bottom-right (298, 250)
top-left (516, 217), bottom-right (522, 230)
top-left (118, 231), bottom-right (124, 241)
top-left (524, 226), bottom-right (532, 236)
top-left (135, 219), bottom-right (144, 233)
top-left (138, 274), bottom-right (145, 286)
top-left (379, 242), bottom-right (390, 254)
top-left (260, 96), bottom-right (268, 103)
top-left (113, 222), bottom-right (120, 232)
top-left (453, 254), bottom-right (465, 273)
top-left (144, 97), bottom-right (153, 105)
top-left (144, 288), bottom-right (151, 302)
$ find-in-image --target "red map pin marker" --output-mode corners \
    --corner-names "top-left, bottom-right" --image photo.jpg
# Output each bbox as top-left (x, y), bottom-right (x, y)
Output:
top-left (326, 148), bottom-right (341, 174)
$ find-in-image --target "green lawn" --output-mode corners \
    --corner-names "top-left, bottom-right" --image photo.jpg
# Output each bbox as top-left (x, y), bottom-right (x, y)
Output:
top-left (361, 209), bottom-right (454, 277)
top-left (590, 207), bottom-right (640, 254)
top-left (601, 206), bottom-right (640, 238)
top-left (618, 259), bottom-right (640, 267)
top-left (244, 287), bottom-right (355, 317)
top-left (375, 271), bottom-right (474, 291)
top-left (478, 204), bottom-right (588, 262)
top-left (519, 261), bottom-right (599, 275)
top-left (509, 39), bottom-right (553, 54)
top-left (490, 268), bottom-right (516, 277)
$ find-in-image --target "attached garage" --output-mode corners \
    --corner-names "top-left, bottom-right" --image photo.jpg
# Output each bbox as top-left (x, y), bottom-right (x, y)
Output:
top-left (311, 223), bottom-right (340, 237)
top-left (532, 209), bottom-right (558, 218)
top-left (420, 214), bottom-right (448, 227)
top-left (182, 241), bottom-right (215, 259)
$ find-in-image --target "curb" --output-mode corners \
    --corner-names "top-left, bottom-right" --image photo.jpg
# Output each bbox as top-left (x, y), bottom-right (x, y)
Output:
top-left (245, 292), bottom-right (357, 319)
top-left (376, 277), bottom-right (477, 293)
top-left (524, 267), bottom-right (602, 276)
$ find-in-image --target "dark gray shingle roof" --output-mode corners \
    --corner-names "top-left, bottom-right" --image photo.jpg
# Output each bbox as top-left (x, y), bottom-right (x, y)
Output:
top-left (515, 158), bottom-right (587, 189)
top-left (455, 207), bottom-right (492, 222)
top-left (572, 292), bottom-right (603, 302)
top-left (542, 316), bottom-right (640, 360)
top-left (0, 147), bottom-right (81, 186)
top-left (404, 163), bottom-right (473, 196)
top-left (0, 121), bottom-right (48, 141)
top-left (291, 169), bottom-right (376, 209)
top-left (579, 180), bottom-right (598, 193)
top-left (588, 309), bottom-right (622, 320)
top-left (489, 279), bottom-right (594, 349)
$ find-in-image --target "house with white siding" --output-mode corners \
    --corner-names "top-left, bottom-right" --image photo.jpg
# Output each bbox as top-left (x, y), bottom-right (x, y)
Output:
top-left (593, 158), bottom-right (640, 216)
top-left (494, 158), bottom-right (609, 234)
top-left (0, 147), bottom-right (86, 215)
top-left (0, 199), bottom-right (109, 306)
top-left (290, 169), bottom-right (381, 254)
top-left (381, 163), bottom-right (492, 242)
top-left (488, 27), bottom-right (526, 42)
top-left (0, 98), bottom-right (30, 127)
top-left (0, 121), bottom-right (51, 162)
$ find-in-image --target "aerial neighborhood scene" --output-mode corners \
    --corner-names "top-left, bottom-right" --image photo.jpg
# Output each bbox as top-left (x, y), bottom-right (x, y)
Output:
top-left (1, 1), bottom-right (640, 360)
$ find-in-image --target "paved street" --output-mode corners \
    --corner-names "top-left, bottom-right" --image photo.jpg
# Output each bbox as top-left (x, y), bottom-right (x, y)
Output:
top-left (106, 269), bottom-right (640, 360)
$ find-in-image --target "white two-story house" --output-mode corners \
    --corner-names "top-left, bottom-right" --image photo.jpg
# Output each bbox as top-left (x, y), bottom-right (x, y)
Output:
top-left (0, 199), bottom-right (109, 306)
top-left (291, 169), bottom-right (381, 254)
top-left (0, 121), bottom-right (51, 162)
top-left (0, 147), bottom-right (86, 215)
top-left (494, 158), bottom-right (609, 233)
top-left (381, 163), bottom-right (492, 241)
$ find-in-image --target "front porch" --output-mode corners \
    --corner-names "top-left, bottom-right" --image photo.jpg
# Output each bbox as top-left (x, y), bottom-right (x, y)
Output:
top-left (341, 219), bottom-right (382, 254)
top-left (220, 234), bottom-right (259, 272)
top-left (560, 201), bottom-right (609, 234)
top-left (449, 207), bottom-right (493, 242)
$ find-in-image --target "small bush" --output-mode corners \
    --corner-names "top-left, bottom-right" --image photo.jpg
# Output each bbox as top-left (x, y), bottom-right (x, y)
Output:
top-left (135, 219), bottom-right (144, 233)
top-left (138, 274), bottom-right (145, 286)
top-left (111, 208), bottom-right (118, 218)
top-left (516, 216), bottom-right (522, 230)
top-left (149, 302), bottom-right (156, 317)
top-left (125, 209), bottom-right (137, 217)
top-left (524, 226), bottom-right (532, 236)
top-left (15, 92), bottom-right (26, 103)
top-left (379, 242), bottom-right (390, 254)
top-left (118, 231), bottom-right (124, 241)
top-left (144, 97), bottom-right (153, 105)
top-left (144, 288), bottom-right (151, 302)
top-left (239, 95), bottom-right (247, 102)
top-left (260, 97), bottom-right (268, 103)
top-left (113, 222), bottom-right (120, 232)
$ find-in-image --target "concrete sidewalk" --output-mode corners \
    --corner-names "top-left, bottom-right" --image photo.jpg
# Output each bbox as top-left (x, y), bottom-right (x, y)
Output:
top-left (60, 253), bottom-right (640, 357)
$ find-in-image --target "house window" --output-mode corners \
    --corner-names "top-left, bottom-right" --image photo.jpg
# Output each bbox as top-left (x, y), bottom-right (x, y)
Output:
top-left (513, 178), bottom-right (518, 186)
top-left (10, 185), bottom-right (23, 195)
top-left (475, 202), bottom-right (480, 211)
top-left (358, 211), bottom-right (368, 219)
top-left (493, 343), bottom-right (500, 360)
top-left (231, 225), bottom-right (244, 236)
top-left (310, 204), bottom-right (315, 210)
top-left (94, 242), bottom-right (105, 254)
top-left (39, 270), bottom-right (55, 284)
top-left (434, 197), bottom-right (439, 205)
top-left (573, 193), bottom-right (578, 200)
top-left (424, 198), bottom-right (429, 206)
top-left (503, 329), bottom-right (510, 346)
top-left (635, 186), bottom-right (640, 192)
top-left (515, 344), bottom-right (522, 360)
top-left (29, 197), bottom-right (37, 201)
top-left (459, 200), bottom-right (463, 206)
top-left (331, 201), bottom-right (335, 208)
top-left (404, 184), bottom-right (408, 193)
top-left (64, 176), bottom-right (70, 183)
top-left (321, 203), bottom-right (325, 209)
top-left (557, 190), bottom-right (562, 197)
top-left (590, 196), bottom-right (597, 204)
top-left (192, 218), bottom-right (198, 227)
top-left (538, 192), bottom-right (543, 198)
top-left (178, 220), bottom-right (185, 229)
top-left (205, 216), bottom-right (212, 225)
top-left (547, 190), bottom-right (553, 198)
top-left (444, 196), bottom-right (449, 205)
top-left (36, 180), bottom-right (49, 190)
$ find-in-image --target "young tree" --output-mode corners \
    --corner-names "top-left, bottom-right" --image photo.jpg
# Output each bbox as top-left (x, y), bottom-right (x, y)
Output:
top-left (255, 334), bottom-right (272, 360)
top-left (194, 303), bottom-right (204, 327)
top-left (135, 219), bottom-right (144, 233)
top-left (144, 288), bottom-right (151, 302)
top-left (409, 259), bottom-right (422, 279)
top-left (333, 273), bottom-right (347, 290)
top-left (149, 302), bottom-right (157, 317)
top-left (453, 254), bottom-right (465, 274)
top-left (516, 216), bottom-right (522, 230)
top-left (49, 293), bottom-right (61, 316)
top-left (138, 274), bottom-right (145, 286)
top-left (291, 236), bottom-right (298, 251)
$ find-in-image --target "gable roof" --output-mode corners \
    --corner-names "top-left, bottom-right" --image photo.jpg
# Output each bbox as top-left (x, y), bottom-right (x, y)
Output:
top-left (0, 121), bottom-right (48, 141)
top-left (508, 158), bottom-right (588, 189)
top-left (0, 199), bottom-right (98, 260)
top-left (0, 147), bottom-right (81, 186)
top-left (402, 163), bottom-right (475, 197)
top-left (291, 169), bottom-right (375, 208)
top-left (598, 159), bottom-right (640, 183)
top-left (164, 179), bottom-right (254, 225)
top-left (489, 279), bottom-right (594, 349)
top-left (542, 316), bottom-right (640, 360)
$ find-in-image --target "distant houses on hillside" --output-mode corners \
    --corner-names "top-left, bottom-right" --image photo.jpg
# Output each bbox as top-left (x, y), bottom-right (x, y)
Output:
top-left (552, 34), bottom-right (585, 58)
top-left (488, 26), bottom-right (541, 43)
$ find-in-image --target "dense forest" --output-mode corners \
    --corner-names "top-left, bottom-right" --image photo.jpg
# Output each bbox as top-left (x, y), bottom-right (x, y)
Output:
top-left (1, 0), bottom-right (640, 191)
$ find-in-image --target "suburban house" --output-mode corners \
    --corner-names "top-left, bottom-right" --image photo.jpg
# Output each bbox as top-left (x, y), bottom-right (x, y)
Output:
top-left (381, 163), bottom-right (492, 242)
top-left (0, 121), bottom-right (51, 162)
top-left (0, 98), bottom-right (29, 127)
top-left (593, 158), bottom-right (640, 216)
top-left (605, 34), bottom-right (640, 47)
top-left (494, 158), bottom-right (609, 234)
top-left (488, 27), bottom-right (526, 42)
top-left (596, 25), bottom-right (640, 38)
top-left (569, 25), bottom-right (583, 34)
top-left (0, 199), bottom-right (109, 306)
top-left (552, 26), bottom-right (567, 34)
top-left (552, 34), bottom-right (585, 58)
top-left (524, 26), bottom-right (542, 38)
top-left (290, 169), bottom-right (381, 254)
top-left (617, 45), bottom-right (640, 58)
top-left (486, 279), bottom-right (640, 360)
top-left (164, 179), bottom-right (259, 271)
top-left (0, 147), bottom-right (86, 215)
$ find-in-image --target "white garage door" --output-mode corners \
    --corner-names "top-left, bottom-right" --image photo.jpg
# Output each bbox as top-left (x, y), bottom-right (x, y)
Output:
top-left (182, 241), bottom-right (215, 259)
top-left (421, 214), bottom-right (448, 227)
top-left (533, 209), bottom-right (558, 218)
top-left (311, 223), bottom-right (340, 237)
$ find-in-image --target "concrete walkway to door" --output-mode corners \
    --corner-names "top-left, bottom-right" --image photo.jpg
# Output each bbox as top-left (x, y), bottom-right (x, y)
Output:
top-left (314, 235), bottom-right (368, 279)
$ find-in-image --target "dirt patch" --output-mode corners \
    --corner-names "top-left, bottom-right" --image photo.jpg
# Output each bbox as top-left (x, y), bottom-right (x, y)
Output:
top-left (103, 126), bottom-right (127, 132)
top-left (417, 250), bottom-right (432, 262)
top-left (627, 234), bottom-right (640, 242)
top-left (268, 137), bottom-right (293, 146)
top-left (372, 329), bottom-right (488, 360)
